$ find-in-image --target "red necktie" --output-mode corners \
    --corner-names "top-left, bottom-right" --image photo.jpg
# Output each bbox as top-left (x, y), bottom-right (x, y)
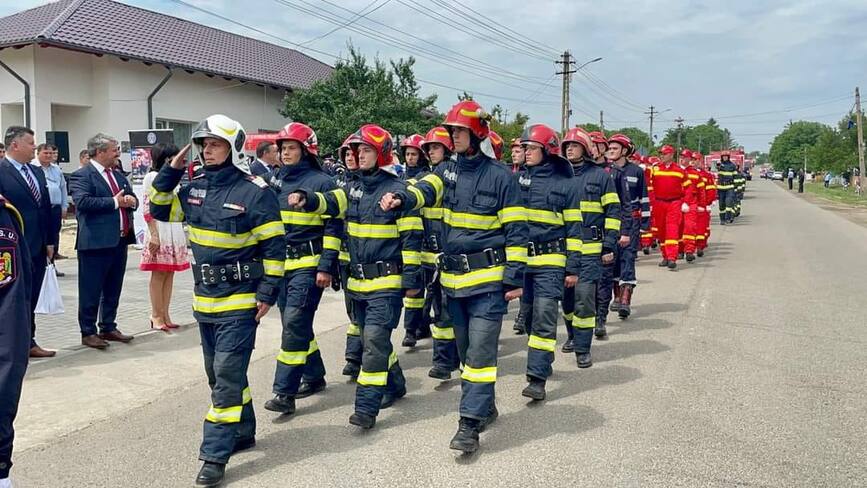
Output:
top-left (104, 169), bottom-right (130, 233)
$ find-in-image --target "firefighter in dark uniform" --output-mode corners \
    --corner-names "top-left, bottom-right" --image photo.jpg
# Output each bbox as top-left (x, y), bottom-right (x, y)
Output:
top-left (381, 100), bottom-right (529, 453)
top-left (517, 124), bottom-right (583, 401)
top-left (606, 134), bottom-right (648, 319)
top-left (263, 123), bottom-right (340, 415)
top-left (335, 134), bottom-right (363, 379)
top-left (420, 126), bottom-right (461, 380)
top-left (0, 197), bottom-right (31, 487)
top-left (716, 152), bottom-right (738, 225)
top-left (149, 115), bottom-right (285, 487)
top-left (399, 134), bottom-right (432, 348)
top-left (596, 140), bottom-right (633, 339)
top-left (560, 128), bottom-right (621, 366)
top-left (733, 165), bottom-right (746, 219)
top-left (288, 124), bottom-right (421, 429)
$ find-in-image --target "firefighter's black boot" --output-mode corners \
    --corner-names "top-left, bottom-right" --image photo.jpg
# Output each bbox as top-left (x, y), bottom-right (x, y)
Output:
top-left (658, 259), bottom-right (669, 267)
top-left (342, 361), bottom-right (360, 378)
top-left (195, 462), bottom-right (225, 487)
top-left (449, 417), bottom-right (481, 453)
top-left (401, 329), bottom-right (417, 348)
top-left (576, 352), bottom-right (593, 368)
top-left (521, 377), bottom-right (546, 401)
top-left (349, 412), bottom-right (376, 429)
top-left (263, 394), bottom-right (296, 415)
top-left (296, 378), bottom-right (326, 399)
top-left (686, 253), bottom-right (696, 263)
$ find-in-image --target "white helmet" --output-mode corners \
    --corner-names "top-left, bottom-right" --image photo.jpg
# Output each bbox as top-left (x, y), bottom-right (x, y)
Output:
top-left (190, 114), bottom-right (249, 174)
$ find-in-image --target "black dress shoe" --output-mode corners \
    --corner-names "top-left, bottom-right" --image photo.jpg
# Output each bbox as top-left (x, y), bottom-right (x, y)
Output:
top-left (668, 261), bottom-right (677, 270)
top-left (232, 437), bottom-right (256, 454)
top-left (449, 417), bottom-right (480, 453)
top-left (380, 386), bottom-right (406, 409)
top-left (576, 352), bottom-right (593, 368)
top-left (401, 330), bottom-right (417, 348)
top-left (349, 412), bottom-right (376, 429)
top-left (296, 379), bottom-right (326, 399)
top-left (658, 259), bottom-right (669, 267)
top-left (686, 253), bottom-right (696, 262)
top-left (697, 249), bottom-right (705, 257)
top-left (428, 366), bottom-right (452, 380)
top-left (342, 361), bottom-right (360, 378)
top-left (479, 404), bottom-right (498, 432)
top-left (195, 461), bottom-right (225, 487)
top-left (263, 395), bottom-right (295, 414)
top-left (521, 378), bottom-right (546, 401)
top-left (642, 247), bottom-right (650, 255)
top-left (561, 339), bottom-right (575, 353)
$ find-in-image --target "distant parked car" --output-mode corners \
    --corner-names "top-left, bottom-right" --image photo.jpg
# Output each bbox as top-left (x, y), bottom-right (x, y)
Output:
top-left (771, 171), bottom-right (784, 181)
top-left (744, 169), bottom-right (752, 181)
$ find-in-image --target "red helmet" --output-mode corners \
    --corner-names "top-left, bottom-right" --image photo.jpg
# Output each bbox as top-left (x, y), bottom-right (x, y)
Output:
top-left (659, 144), bottom-right (675, 156)
top-left (351, 124), bottom-right (394, 167)
top-left (608, 133), bottom-right (635, 156)
top-left (422, 126), bottom-right (454, 153)
top-left (561, 127), bottom-right (594, 156)
top-left (275, 122), bottom-right (318, 156)
top-left (443, 100), bottom-right (490, 139)
top-left (489, 130), bottom-right (504, 160)
top-left (521, 123), bottom-right (562, 156)
top-left (680, 148), bottom-right (693, 159)
top-left (400, 134), bottom-right (427, 160)
top-left (692, 150), bottom-right (702, 161)
top-left (630, 152), bottom-right (642, 162)
top-left (648, 156), bottom-right (661, 165)
top-left (338, 133), bottom-right (359, 163)
top-left (721, 150), bottom-right (731, 156)
top-left (589, 131), bottom-right (608, 146)
top-left (509, 137), bottom-right (522, 149)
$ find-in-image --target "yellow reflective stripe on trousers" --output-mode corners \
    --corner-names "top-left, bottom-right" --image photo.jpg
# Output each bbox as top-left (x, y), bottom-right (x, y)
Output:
top-left (605, 217), bottom-right (621, 231)
top-left (440, 265), bottom-right (505, 290)
top-left (192, 293), bottom-right (257, 313)
top-left (664, 239), bottom-right (679, 246)
top-left (347, 222), bottom-right (399, 238)
top-left (188, 226), bottom-right (257, 249)
top-left (251, 221), bottom-right (284, 241)
top-left (402, 250), bottom-right (422, 265)
top-left (263, 259), bottom-right (284, 276)
top-left (601, 192), bottom-right (620, 206)
top-left (404, 296), bottom-right (425, 309)
top-left (528, 334), bottom-right (556, 352)
top-left (442, 209), bottom-right (500, 230)
top-left (498, 206), bottom-right (527, 224)
top-left (562, 208), bottom-right (582, 222)
top-left (206, 404), bottom-right (242, 424)
top-left (566, 238), bottom-right (583, 252)
top-left (461, 365), bottom-right (497, 383)
top-left (276, 349), bottom-right (307, 365)
top-left (526, 208), bottom-right (563, 225)
top-left (347, 323), bottom-right (361, 336)
top-left (285, 254), bottom-right (320, 271)
top-left (431, 325), bottom-right (455, 340)
top-left (581, 201), bottom-right (603, 213)
top-left (527, 253), bottom-right (566, 267)
top-left (242, 387), bottom-right (252, 405)
top-left (506, 246), bottom-right (528, 263)
top-left (572, 315), bottom-right (595, 329)
top-left (347, 275), bottom-right (403, 293)
top-left (357, 370), bottom-right (388, 386)
top-left (582, 242), bottom-right (602, 255)
top-left (323, 236), bottom-right (341, 251)
top-left (396, 216), bottom-right (424, 232)
top-left (281, 210), bottom-right (324, 226)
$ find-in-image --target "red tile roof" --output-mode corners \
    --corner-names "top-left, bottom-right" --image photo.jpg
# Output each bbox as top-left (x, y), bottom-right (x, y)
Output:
top-left (0, 0), bottom-right (333, 90)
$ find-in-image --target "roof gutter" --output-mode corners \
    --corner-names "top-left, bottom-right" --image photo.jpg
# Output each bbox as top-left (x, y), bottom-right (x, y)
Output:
top-left (147, 68), bottom-right (173, 129)
top-left (0, 59), bottom-right (30, 127)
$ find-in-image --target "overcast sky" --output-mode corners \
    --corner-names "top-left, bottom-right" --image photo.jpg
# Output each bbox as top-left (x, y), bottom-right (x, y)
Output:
top-left (4, 0), bottom-right (866, 152)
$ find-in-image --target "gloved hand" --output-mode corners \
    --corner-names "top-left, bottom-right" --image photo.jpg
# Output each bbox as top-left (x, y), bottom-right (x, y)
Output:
top-left (696, 206), bottom-right (705, 213)
top-left (681, 202), bottom-right (690, 213)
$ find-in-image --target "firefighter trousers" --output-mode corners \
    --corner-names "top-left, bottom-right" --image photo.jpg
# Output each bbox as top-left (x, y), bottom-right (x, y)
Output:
top-left (718, 189), bottom-right (735, 223)
top-left (426, 267), bottom-right (459, 371)
top-left (448, 292), bottom-right (508, 420)
top-left (616, 226), bottom-right (640, 285)
top-left (682, 205), bottom-right (700, 254)
top-left (571, 280), bottom-right (597, 355)
top-left (199, 318), bottom-right (257, 464)
top-left (523, 268), bottom-right (564, 381)
top-left (697, 207), bottom-right (710, 250)
top-left (654, 199), bottom-right (684, 262)
top-left (597, 247), bottom-right (620, 325)
top-left (272, 269), bottom-right (326, 396)
top-left (340, 263), bottom-right (363, 365)
top-left (353, 296), bottom-right (406, 417)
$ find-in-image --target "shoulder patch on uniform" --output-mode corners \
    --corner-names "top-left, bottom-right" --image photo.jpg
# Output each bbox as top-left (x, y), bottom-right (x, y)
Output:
top-left (0, 246), bottom-right (17, 287)
top-left (246, 175), bottom-right (269, 189)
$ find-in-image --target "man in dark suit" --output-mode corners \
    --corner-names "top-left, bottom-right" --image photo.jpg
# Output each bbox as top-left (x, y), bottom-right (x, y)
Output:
top-left (0, 126), bottom-right (56, 358)
top-left (249, 141), bottom-right (279, 177)
top-left (70, 133), bottom-right (138, 350)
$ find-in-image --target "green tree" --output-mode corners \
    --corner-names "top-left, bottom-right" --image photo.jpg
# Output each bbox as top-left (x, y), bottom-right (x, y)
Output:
top-left (575, 123), bottom-right (602, 134)
top-left (281, 45), bottom-right (438, 155)
top-left (660, 118), bottom-right (735, 155)
top-left (615, 127), bottom-right (653, 155)
top-left (489, 105), bottom-right (529, 161)
top-left (768, 121), bottom-right (828, 171)
top-left (807, 126), bottom-right (850, 173)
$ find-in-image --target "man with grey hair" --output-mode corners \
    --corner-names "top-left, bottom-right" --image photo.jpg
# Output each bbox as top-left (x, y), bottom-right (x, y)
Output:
top-left (70, 133), bottom-right (138, 349)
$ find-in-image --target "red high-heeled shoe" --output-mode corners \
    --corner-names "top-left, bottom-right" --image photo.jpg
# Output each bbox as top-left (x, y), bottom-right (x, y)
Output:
top-left (166, 323), bottom-right (180, 329)
top-left (150, 318), bottom-right (171, 332)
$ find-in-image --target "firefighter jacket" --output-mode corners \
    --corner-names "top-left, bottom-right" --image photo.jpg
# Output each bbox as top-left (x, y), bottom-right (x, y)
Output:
top-left (619, 161), bottom-right (650, 235)
top-left (399, 152), bottom-right (529, 298)
top-left (517, 156), bottom-right (583, 276)
top-left (300, 169), bottom-right (422, 298)
top-left (571, 157), bottom-right (621, 256)
top-left (271, 160), bottom-right (343, 276)
top-left (686, 166), bottom-right (706, 206)
top-left (734, 171), bottom-right (746, 193)
top-left (700, 170), bottom-right (717, 204)
top-left (334, 169), bottom-right (357, 265)
top-left (601, 162), bottom-right (634, 239)
top-left (652, 162), bottom-right (695, 204)
top-left (716, 161), bottom-right (738, 191)
top-left (150, 164), bottom-right (286, 323)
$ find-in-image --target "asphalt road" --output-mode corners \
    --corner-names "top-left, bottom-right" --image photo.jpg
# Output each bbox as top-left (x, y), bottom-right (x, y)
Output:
top-left (11, 181), bottom-right (867, 487)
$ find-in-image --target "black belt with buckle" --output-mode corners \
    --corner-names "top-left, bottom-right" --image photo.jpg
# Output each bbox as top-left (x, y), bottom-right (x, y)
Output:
top-left (193, 261), bottom-right (264, 285)
top-left (527, 237), bottom-right (566, 256)
top-left (422, 234), bottom-right (442, 252)
top-left (349, 260), bottom-right (403, 280)
top-left (286, 238), bottom-right (323, 259)
top-left (438, 247), bottom-right (505, 273)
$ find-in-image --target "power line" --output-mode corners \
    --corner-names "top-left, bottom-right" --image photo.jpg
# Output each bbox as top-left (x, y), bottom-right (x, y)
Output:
top-left (418, 78), bottom-right (558, 105)
top-left (680, 94), bottom-right (852, 122)
top-left (298, 0), bottom-right (391, 46)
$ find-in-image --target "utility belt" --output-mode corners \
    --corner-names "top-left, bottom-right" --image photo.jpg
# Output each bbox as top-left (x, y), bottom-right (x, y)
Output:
top-left (584, 225), bottom-right (603, 242)
top-left (422, 234), bottom-right (442, 253)
top-left (194, 261), bottom-right (263, 286)
top-left (286, 238), bottom-right (323, 260)
top-left (527, 237), bottom-right (566, 256)
top-left (350, 260), bottom-right (402, 280)
top-left (438, 247), bottom-right (506, 273)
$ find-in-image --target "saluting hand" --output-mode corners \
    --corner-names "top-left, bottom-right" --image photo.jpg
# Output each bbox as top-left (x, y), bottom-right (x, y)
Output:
top-left (169, 144), bottom-right (191, 170)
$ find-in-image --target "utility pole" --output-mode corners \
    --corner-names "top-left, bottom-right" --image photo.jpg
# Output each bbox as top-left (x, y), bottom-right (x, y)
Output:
top-left (856, 87), bottom-right (865, 192)
top-left (555, 51), bottom-right (576, 134)
top-left (646, 105), bottom-right (657, 142)
top-left (599, 110), bottom-right (605, 133)
top-left (675, 116), bottom-right (685, 161)
top-left (803, 146), bottom-right (807, 174)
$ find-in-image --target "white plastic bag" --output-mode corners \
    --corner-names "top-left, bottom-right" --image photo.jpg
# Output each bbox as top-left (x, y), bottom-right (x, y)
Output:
top-left (35, 264), bottom-right (64, 315)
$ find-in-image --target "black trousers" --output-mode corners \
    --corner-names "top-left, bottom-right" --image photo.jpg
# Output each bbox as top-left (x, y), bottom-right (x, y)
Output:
top-left (77, 243), bottom-right (128, 337)
top-left (49, 205), bottom-right (62, 248)
top-left (29, 251), bottom-right (47, 348)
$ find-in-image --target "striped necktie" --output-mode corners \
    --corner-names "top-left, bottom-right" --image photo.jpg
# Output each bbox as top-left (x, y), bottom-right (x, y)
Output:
top-left (21, 166), bottom-right (41, 201)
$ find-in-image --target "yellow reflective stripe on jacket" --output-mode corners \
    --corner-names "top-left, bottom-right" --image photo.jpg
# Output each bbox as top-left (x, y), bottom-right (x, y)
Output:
top-left (404, 296), bottom-right (425, 309)
top-left (357, 369), bottom-right (388, 386)
top-left (149, 188), bottom-right (175, 205)
top-left (263, 259), bottom-right (284, 277)
top-left (205, 404), bottom-right (242, 424)
top-left (582, 242), bottom-right (602, 255)
top-left (402, 250), bottom-right (422, 265)
top-left (431, 325), bottom-right (455, 340)
top-left (525, 208), bottom-right (563, 225)
top-left (654, 170), bottom-right (685, 177)
top-left (605, 218), bottom-right (621, 231)
top-left (251, 221), bottom-right (284, 241)
top-left (347, 323), bottom-right (361, 336)
top-left (506, 246), bottom-right (528, 263)
top-left (581, 201), bottom-right (603, 213)
top-left (168, 198), bottom-right (185, 221)
top-left (601, 192), bottom-right (620, 206)
top-left (347, 222), bottom-right (399, 238)
top-left (242, 387), bottom-right (252, 405)
top-left (276, 349), bottom-right (307, 365)
top-left (498, 206), bottom-right (528, 224)
top-left (440, 266), bottom-right (505, 290)
top-left (528, 334), bottom-right (556, 352)
top-left (442, 209), bottom-right (500, 230)
top-left (396, 216), bottom-right (424, 232)
top-left (718, 171), bottom-right (735, 176)
top-left (682, 180), bottom-right (692, 187)
top-left (347, 275), bottom-right (403, 293)
top-left (323, 236), bottom-right (341, 251)
top-left (407, 185), bottom-right (427, 211)
top-left (420, 174), bottom-right (444, 205)
top-left (285, 254), bottom-right (320, 271)
top-left (188, 226), bottom-right (257, 249)
top-left (461, 365), bottom-right (497, 383)
top-left (527, 253), bottom-right (566, 267)
top-left (421, 207), bottom-right (443, 220)
top-left (566, 238), bottom-right (583, 252)
top-left (562, 208), bottom-right (582, 222)
top-left (688, 173), bottom-right (700, 180)
top-left (193, 293), bottom-right (258, 313)
top-left (281, 210), bottom-right (324, 226)
top-left (338, 251), bottom-right (350, 262)
top-left (572, 315), bottom-right (595, 329)
top-left (421, 251), bottom-right (439, 264)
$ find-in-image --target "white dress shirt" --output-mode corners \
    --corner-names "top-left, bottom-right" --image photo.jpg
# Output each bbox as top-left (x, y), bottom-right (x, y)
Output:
top-left (89, 160), bottom-right (126, 227)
